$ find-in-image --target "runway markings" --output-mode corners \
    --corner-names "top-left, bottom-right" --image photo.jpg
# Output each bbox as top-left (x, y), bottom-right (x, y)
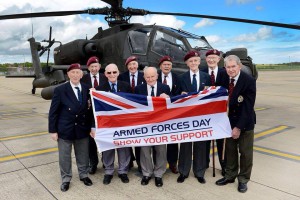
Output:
top-left (0, 125), bottom-right (298, 163)
top-left (0, 148), bottom-right (58, 162)
top-left (255, 107), bottom-right (267, 111)
top-left (0, 109), bottom-right (47, 120)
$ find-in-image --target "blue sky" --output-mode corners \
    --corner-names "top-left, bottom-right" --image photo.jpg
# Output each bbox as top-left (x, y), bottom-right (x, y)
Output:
top-left (0, 0), bottom-right (299, 64)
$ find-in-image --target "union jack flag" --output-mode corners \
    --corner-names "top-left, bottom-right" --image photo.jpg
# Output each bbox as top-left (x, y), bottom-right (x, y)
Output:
top-left (91, 86), bottom-right (228, 128)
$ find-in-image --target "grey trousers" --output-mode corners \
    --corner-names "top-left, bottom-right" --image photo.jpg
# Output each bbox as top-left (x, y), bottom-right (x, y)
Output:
top-left (103, 147), bottom-right (131, 175)
top-left (140, 145), bottom-right (167, 178)
top-left (58, 137), bottom-right (89, 183)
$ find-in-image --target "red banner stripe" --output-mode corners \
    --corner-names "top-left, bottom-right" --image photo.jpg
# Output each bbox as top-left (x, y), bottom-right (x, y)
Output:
top-left (96, 100), bottom-right (227, 128)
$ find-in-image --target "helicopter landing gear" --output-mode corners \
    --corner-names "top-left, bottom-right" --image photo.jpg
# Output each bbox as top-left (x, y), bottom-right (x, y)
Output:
top-left (32, 87), bottom-right (36, 94)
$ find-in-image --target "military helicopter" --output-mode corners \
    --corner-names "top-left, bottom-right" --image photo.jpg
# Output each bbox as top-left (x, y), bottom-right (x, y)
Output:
top-left (1, 0), bottom-right (299, 100)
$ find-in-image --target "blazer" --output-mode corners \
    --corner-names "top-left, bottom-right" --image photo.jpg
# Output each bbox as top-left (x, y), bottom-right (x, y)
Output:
top-left (134, 82), bottom-right (171, 96)
top-left (95, 80), bottom-right (131, 93)
top-left (201, 67), bottom-right (226, 86)
top-left (48, 82), bottom-right (92, 140)
top-left (179, 70), bottom-right (211, 93)
top-left (81, 72), bottom-right (107, 88)
top-left (158, 71), bottom-right (181, 96)
top-left (219, 71), bottom-right (256, 131)
top-left (118, 70), bottom-right (145, 86)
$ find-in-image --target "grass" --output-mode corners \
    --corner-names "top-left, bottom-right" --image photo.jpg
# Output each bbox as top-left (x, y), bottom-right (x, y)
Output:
top-left (256, 64), bottom-right (300, 71)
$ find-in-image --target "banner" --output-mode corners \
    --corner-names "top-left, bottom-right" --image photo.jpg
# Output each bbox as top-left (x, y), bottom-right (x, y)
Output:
top-left (91, 86), bottom-right (232, 152)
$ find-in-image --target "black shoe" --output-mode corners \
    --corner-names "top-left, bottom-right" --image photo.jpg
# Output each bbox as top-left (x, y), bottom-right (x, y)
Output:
top-left (118, 174), bottom-right (129, 183)
top-left (238, 182), bottom-right (248, 193)
top-left (215, 177), bottom-right (235, 186)
top-left (141, 176), bottom-right (151, 185)
top-left (89, 166), bottom-right (97, 174)
top-left (80, 177), bottom-right (93, 186)
top-left (155, 177), bottom-right (163, 187)
top-left (177, 174), bottom-right (187, 183)
top-left (60, 182), bottom-right (70, 192)
top-left (197, 177), bottom-right (206, 184)
top-left (103, 175), bottom-right (113, 185)
top-left (169, 165), bottom-right (178, 174)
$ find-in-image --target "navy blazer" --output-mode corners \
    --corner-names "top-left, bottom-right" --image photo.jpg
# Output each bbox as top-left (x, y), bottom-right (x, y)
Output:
top-left (158, 71), bottom-right (181, 96)
top-left (219, 71), bottom-right (256, 131)
top-left (95, 80), bottom-right (131, 93)
top-left (81, 72), bottom-right (107, 88)
top-left (48, 82), bottom-right (92, 140)
top-left (180, 70), bottom-right (211, 93)
top-left (118, 70), bottom-right (145, 86)
top-left (201, 67), bottom-right (226, 86)
top-left (134, 82), bottom-right (171, 96)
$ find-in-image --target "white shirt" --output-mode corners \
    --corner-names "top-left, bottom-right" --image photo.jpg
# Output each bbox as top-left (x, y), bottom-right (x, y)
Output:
top-left (70, 82), bottom-right (82, 100)
top-left (129, 71), bottom-right (138, 86)
top-left (208, 67), bottom-right (219, 82)
top-left (230, 72), bottom-right (240, 86)
top-left (189, 70), bottom-right (200, 91)
top-left (89, 73), bottom-right (99, 88)
top-left (147, 83), bottom-right (158, 97)
top-left (161, 72), bottom-right (173, 91)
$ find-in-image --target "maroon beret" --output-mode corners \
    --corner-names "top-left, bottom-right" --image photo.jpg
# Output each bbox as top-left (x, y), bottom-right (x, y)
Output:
top-left (158, 56), bottom-right (172, 66)
top-left (87, 56), bottom-right (99, 67)
top-left (67, 63), bottom-right (81, 72)
top-left (206, 49), bottom-right (220, 57)
top-left (184, 50), bottom-right (200, 62)
top-left (125, 56), bottom-right (137, 66)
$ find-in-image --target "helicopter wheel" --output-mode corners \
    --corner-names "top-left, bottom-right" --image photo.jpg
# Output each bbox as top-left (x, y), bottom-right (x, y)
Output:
top-left (32, 88), bottom-right (36, 94)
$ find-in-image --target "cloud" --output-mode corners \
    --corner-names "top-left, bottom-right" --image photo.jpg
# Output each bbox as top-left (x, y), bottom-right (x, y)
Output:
top-left (130, 15), bottom-right (185, 29)
top-left (194, 19), bottom-right (215, 28)
top-left (234, 26), bottom-right (272, 42)
top-left (226, 0), bottom-right (257, 4)
top-left (256, 6), bottom-right (264, 11)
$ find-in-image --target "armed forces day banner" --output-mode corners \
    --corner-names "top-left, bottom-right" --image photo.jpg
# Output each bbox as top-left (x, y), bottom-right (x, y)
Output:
top-left (91, 86), bottom-right (231, 152)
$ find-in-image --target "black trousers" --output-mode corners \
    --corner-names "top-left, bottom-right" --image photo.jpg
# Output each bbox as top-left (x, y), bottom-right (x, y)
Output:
top-left (205, 139), bottom-right (226, 169)
top-left (167, 143), bottom-right (178, 166)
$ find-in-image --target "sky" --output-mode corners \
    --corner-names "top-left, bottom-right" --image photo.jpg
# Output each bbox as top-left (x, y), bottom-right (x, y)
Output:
top-left (0, 0), bottom-right (299, 64)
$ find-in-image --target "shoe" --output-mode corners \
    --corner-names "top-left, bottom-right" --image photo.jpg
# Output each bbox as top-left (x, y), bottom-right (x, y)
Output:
top-left (155, 177), bottom-right (163, 187)
top-left (197, 177), bottom-right (206, 184)
top-left (169, 165), bottom-right (178, 174)
top-left (89, 166), bottom-right (97, 174)
top-left (80, 177), bottom-right (93, 186)
top-left (238, 182), bottom-right (248, 193)
top-left (60, 182), bottom-right (70, 192)
top-left (215, 177), bottom-right (235, 186)
top-left (141, 176), bottom-right (151, 185)
top-left (103, 175), bottom-right (113, 185)
top-left (177, 174), bottom-right (187, 183)
top-left (118, 174), bottom-right (129, 183)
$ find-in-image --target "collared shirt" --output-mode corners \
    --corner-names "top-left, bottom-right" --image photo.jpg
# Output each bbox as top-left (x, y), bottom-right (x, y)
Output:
top-left (70, 82), bottom-right (82, 100)
top-left (108, 81), bottom-right (118, 92)
top-left (208, 67), bottom-right (219, 82)
top-left (147, 82), bottom-right (158, 97)
top-left (230, 72), bottom-right (240, 86)
top-left (161, 72), bottom-right (173, 91)
top-left (129, 71), bottom-right (138, 86)
top-left (189, 70), bottom-right (200, 90)
top-left (89, 73), bottom-right (99, 88)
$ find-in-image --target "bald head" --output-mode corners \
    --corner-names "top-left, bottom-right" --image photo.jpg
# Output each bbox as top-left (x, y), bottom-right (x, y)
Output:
top-left (144, 66), bottom-right (158, 86)
top-left (105, 63), bottom-right (119, 83)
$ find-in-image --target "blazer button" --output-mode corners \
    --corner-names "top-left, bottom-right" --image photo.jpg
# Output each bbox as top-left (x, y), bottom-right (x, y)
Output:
top-left (76, 115), bottom-right (78, 117)
top-left (68, 108), bottom-right (71, 110)
top-left (75, 123), bottom-right (77, 125)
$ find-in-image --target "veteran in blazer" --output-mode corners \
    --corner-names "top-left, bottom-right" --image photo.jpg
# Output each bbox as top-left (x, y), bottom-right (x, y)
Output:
top-left (48, 63), bottom-right (93, 192)
top-left (177, 50), bottom-right (211, 184)
top-left (216, 55), bottom-right (256, 193)
top-left (135, 66), bottom-right (171, 187)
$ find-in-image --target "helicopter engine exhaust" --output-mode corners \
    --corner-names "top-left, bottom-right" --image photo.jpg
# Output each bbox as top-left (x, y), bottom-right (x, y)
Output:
top-left (53, 39), bottom-right (97, 65)
top-left (41, 84), bottom-right (61, 100)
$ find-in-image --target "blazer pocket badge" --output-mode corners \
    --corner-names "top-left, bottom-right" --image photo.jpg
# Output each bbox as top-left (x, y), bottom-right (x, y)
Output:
top-left (238, 95), bottom-right (244, 103)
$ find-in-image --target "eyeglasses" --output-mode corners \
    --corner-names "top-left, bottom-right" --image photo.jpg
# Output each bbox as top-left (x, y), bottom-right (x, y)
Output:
top-left (106, 71), bottom-right (118, 74)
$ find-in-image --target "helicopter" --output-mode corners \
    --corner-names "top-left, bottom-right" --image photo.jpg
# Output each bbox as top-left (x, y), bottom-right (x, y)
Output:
top-left (1, 0), bottom-right (299, 100)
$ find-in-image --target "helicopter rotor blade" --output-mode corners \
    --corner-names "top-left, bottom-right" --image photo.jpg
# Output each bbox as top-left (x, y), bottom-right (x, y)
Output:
top-left (146, 11), bottom-right (300, 30)
top-left (101, 0), bottom-right (123, 9)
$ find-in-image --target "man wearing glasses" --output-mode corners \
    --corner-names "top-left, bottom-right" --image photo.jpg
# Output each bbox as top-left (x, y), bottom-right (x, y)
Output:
top-left (92, 63), bottom-right (132, 185)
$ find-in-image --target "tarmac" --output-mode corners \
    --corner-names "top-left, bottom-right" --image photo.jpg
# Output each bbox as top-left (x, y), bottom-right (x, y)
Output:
top-left (0, 71), bottom-right (299, 200)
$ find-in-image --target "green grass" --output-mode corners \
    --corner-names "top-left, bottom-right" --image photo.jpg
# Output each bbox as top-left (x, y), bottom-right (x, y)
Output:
top-left (257, 64), bottom-right (300, 71)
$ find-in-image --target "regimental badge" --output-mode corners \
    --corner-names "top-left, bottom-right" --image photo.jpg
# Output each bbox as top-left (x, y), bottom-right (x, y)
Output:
top-left (195, 52), bottom-right (198, 56)
top-left (238, 95), bottom-right (244, 103)
top-left (213, 49), bottom-right (217, 54)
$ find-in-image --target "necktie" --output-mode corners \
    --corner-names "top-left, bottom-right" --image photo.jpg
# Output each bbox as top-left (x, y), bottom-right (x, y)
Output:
top-left (163, 75), bottom-right (167, 85)
top-left (131, 74), bottom-right (135, 92)
top-left (75, 87), bottom-right (82, 104)
top-left (228, 78), bottom-right (235, 98)
top-left (93, 75), bottom-right (98, 87)
top-left (210, 71), bottom-right (215, 86)
top-left (151, 86), bottom-right (155, 97)
top-left (111, 83), bottom-right (116, 92)
top-left (192, 74), bottom-right (197, 92)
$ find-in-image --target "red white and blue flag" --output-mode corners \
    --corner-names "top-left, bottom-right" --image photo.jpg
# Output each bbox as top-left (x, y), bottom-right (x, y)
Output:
top-left (91, 86), bottom-right (231, 152)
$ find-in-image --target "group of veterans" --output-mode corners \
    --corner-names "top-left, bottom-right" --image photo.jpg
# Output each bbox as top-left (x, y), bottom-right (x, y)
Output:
top-left (48, 49), bottom-right (256, 194)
